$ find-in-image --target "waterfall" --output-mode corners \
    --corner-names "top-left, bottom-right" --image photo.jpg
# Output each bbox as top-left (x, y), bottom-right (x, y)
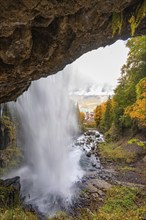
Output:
top-left (9, 72), bottom-right (83, 215)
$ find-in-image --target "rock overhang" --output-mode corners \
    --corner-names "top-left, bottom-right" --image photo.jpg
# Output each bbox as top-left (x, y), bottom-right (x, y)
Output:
top-left (0, 0), bottom-right (146, 103)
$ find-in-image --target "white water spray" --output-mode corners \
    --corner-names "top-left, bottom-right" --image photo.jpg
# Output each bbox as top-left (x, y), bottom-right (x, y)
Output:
top-left (10, 72), bottom-right (83, 215)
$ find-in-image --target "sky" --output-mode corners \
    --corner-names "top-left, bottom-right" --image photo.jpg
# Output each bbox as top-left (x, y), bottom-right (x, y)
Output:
top-left (63, 39), bottom-right (129, 93)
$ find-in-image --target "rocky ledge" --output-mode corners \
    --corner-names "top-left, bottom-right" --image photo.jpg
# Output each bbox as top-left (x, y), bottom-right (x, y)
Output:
top-left (0, 0), bottom-right (146, 103)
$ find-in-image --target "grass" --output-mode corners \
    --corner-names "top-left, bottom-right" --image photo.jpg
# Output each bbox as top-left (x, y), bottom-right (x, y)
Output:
top-left (98, 142), bottom-right (137, 164)
top-left (116, 166), bottom-right (136, 171)
top-left (99, 186), bottom-right (138, 213)
top-left (0, 208), bottom-right (38, 220)
top-left (0, 186), bottom-right (145, 220)
top-left (0, 186), bottom-right (20, 208)
top-left (97, 186), bottom-right (146, 220)
top-left (48, 186), bottom-right (146, 220)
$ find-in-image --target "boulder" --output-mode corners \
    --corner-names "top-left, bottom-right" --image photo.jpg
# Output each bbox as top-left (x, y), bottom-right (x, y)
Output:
top-left (86, 152), bottom-right (91, 157)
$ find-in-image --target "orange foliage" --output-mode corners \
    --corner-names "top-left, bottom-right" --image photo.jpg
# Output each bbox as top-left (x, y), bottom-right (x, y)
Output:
top-left (101, 102), bottom-right (107, 114)
top-left (94, 102), bottom-right (107, 126)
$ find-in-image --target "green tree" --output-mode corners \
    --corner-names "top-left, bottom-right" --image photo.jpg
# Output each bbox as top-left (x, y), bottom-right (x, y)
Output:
top-left (113, 36), bottom-right (146, 132)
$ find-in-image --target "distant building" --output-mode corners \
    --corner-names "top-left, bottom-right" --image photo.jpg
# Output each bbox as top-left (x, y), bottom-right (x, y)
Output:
top-left (85, 111), bottom-right (94, 122)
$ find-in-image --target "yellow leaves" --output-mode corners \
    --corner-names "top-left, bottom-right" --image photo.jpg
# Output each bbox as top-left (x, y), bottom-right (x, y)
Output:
top-left (130, 100), bottom-right (146, 126)
top-left (94, 103), bottom-right (105, 126)
top-left (94, 105), bottom-right (102, 121)
top-left (125, 77), bottom-right (146, 127)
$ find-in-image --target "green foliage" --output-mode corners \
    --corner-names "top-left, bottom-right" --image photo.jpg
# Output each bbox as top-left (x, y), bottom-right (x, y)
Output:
top-left (94, 35), bottom-right (146, 138)
top-left (111, 36), bottom-right (146, 134)
top-left (100, 97), bottom-right (113, 132)
top-left (104, 123), bottom-right (120, 142)
top-left (136, 77), bottom-right (146, 99)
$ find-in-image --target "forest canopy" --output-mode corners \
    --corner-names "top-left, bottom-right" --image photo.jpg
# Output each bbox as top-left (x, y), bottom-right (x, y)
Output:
top-left (94, 36), bottom-right (146, 139)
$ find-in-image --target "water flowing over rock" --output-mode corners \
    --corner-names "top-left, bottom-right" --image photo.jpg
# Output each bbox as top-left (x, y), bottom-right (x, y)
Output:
top-left (0, 0), bottom-right (146, 103)
top-left (9, 73), bottom-right (84, 216)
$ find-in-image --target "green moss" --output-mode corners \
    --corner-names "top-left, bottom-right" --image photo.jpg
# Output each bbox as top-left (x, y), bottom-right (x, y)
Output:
top-left (2, 116), bottom-right (16, 143)
top-left (112, 0), bottom-right (146, 37)
top-left (0, 144), bottom-right (22, 177)
top-left (0, 115), bottom-right (22, 177)
top-left (128, 138), bottom-right (146, 149)
top-left (129, 0), bottom-right (146, 36)
top-left (112, 12), bottom-right (123, 36)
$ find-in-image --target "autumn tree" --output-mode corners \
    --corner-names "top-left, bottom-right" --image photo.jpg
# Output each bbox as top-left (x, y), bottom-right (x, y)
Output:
top-left (94, 36), bottom-right (146, 136)
top-left (113, 36), bottom-right (146, 132)
top-left (79, 112), bottom-right (85, 126)
top-left (94, 105), bottom-right (102, 127)
top-left (125, 77), bottom-right (146, 127)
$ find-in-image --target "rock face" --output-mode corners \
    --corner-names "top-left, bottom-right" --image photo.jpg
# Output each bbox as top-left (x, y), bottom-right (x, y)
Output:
top-left (0, 0), bottom-right (146, 103)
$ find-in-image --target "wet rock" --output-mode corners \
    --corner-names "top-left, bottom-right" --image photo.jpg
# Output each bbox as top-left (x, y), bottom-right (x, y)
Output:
top-left (143, 156), bottom-right (146, 163)
top-left (0, 176), bottom-right (21, 190)
top-left (86, 152), bottom-right (91, 157)
top-left (95, 152), bottom-right (99, 157)
top-left (95, 133), bottom-right (100, 138)
top-left (90, 178), bottom-right (112, 190)
top-left (92, 163), bottom-right (96, 167)
top-left (91, 146), bottom-right (95, 151)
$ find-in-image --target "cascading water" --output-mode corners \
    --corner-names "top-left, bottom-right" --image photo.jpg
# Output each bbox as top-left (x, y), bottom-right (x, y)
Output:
top-left (9, 72), bottom-right (84, 215)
